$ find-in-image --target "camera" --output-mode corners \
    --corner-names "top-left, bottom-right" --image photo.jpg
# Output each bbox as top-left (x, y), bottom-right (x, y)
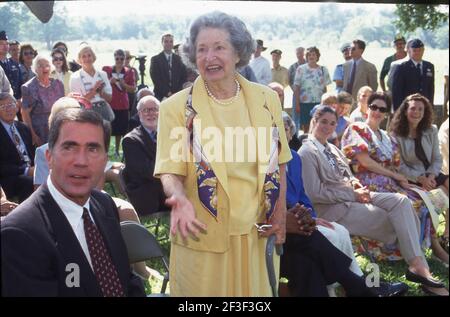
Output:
top-left (134, 54), bottom-right (148, 89)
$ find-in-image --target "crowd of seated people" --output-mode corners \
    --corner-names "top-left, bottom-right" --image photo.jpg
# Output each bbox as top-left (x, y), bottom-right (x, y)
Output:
top-left (1, 25), bottom-right (449, 297)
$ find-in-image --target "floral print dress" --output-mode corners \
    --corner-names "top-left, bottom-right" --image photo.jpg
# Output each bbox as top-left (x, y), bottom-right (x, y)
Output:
top-left (341, 122), bottom-right (432, 253)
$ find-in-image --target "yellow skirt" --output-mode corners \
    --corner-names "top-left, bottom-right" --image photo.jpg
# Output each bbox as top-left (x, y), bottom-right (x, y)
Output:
top-left (169, 227), bottom-right (279, 297)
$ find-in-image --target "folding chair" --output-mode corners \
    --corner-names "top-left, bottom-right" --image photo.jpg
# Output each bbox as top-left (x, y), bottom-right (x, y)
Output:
top-left (120, 221), bottom-right (170, 296)
top-left (266, 234), bottom-right (283, 297)
top-left (118, 165), bottom-right (170, 242)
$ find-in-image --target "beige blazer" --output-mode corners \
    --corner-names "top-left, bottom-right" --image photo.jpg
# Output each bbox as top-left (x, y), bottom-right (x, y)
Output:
top-left (298, 138), bottom-right (357, 222)
top-left (343, 58), bottom-right (378, 101)
top-left (394, 125), bottom-right (443, 182)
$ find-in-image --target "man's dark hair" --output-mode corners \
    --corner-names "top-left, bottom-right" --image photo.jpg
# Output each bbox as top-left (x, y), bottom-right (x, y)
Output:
top-left (48, 108), bottom-right (111, 151)
top-left (353, 39), bottom-right (366, 51)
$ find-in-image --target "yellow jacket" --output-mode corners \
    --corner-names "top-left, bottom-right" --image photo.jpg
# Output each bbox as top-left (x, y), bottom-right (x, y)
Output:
top-left (154, 74), bottom-right (291, 252)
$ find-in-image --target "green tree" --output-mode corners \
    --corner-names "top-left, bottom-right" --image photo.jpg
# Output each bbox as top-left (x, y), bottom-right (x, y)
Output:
top-left (394, 4), bottom-right (448, 33)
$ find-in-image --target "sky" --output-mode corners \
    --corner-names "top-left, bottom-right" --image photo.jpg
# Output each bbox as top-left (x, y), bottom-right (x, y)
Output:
top-left (62, 0), bottom-right (397, 17)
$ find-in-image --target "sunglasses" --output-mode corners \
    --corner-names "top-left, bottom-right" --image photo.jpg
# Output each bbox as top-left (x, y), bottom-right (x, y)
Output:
top-left (23, 51), bottom-right (35, 56)
top-left (52, 57), bottom-right (64, 62)
top-left (115, 56), bottom-right (125, 61)
top-left (368, 104), bottom-right (388, 113)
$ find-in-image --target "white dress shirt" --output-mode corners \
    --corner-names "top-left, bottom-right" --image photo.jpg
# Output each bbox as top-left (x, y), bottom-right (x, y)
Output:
top-left (47, 176), bottom-right (94, 269)
top-left (249, 56), bottom-right (272, 85)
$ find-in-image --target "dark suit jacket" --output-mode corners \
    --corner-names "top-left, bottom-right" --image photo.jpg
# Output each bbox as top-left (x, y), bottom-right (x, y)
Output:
top-left (1, 185), bottom-right (145, 297)
top-left (149, 52), bottom-right (187, 101)
top-left (392, 59), bottom-right (434, 111)
top-left (122, 125), bottom-right (168, 216)
top-left (0, 120), bottom-right (35, 179)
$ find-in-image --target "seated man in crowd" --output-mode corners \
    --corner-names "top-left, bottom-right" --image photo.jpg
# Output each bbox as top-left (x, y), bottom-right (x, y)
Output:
top-left (122, 95), bottom-right (168, 217)
top-left (31, 96), bottom-right (152, 280)
top-left (128, 87), bottom-right (154, 133)
top-left (2, 108), bottom-right (145, 296)
top-left (0, 92), bottom-right (34, 203)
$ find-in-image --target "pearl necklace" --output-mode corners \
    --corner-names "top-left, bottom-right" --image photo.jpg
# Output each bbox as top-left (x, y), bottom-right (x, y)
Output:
top-left (204, 79), bottom-right (240, 105)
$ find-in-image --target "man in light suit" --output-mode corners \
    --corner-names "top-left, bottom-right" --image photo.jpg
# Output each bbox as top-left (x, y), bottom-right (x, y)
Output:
top-left (343, 39), bottom-right (378, 105)
top-left (0, 93), bottom-right (34, 203)
top-left (122, 95), bottom-right (168, 216)
top-left (150, 33), bottom-right (187, 101)
top-left (1, 108), bottom-right (145, 297)
top-left (392, 39), bottom-right (434, 111)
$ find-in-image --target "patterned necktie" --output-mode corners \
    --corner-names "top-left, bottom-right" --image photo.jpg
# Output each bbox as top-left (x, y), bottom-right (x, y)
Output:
top-left (10, 124), bottom-right (30, 167)
top-left (346, 61), bottom-right (357, 94)
top-left (323, 145), bottom-right (339, 172)
top-left (82, 208), bottom-right (125, 297)
top-left (416, 63), bottom-right (423, 90)
top-left (167, 54), bottom-right (172, 88)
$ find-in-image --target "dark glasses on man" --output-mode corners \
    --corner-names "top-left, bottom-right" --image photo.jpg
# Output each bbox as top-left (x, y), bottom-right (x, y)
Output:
top-left (369, 104), bottom-right (388, 113)
top-left (52, 57), bottom-right (64, 62)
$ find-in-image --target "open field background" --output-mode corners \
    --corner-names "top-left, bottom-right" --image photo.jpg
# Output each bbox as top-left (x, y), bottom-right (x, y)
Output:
top-left (27, 39), bottom-right (450, 109)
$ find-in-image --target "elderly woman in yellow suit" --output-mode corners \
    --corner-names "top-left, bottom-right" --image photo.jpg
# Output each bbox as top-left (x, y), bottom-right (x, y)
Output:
top-left (154, 11), bottom-right (291, 296)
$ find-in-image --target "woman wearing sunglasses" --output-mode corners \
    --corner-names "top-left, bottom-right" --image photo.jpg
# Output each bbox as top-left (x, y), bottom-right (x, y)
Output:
top-left (102, 49), bottom-right (136, 158)
top-left (341, 92), bottom-right (449, 269)
top-left (18, 44), bottom-right (37, 83)
top-left (50, 48), bottom-right (72, 95)
top-left (391, 93), bottom-right (449, 258)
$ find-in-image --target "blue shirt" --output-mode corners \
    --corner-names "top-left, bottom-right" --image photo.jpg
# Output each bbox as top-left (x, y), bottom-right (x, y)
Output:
top-left (143, 125), bottom-right (157, 142)
top-left (0, 58), bottom-right (23, 99)
top-left (286, 149), bottom-right (317, 218)
top-left (333, 64), bottom-right (344, 93)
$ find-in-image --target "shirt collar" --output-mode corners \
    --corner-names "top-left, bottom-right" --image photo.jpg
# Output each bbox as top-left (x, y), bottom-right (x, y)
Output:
top-left (47, 176), bottom-right (91, 232)
top-left (0, 119), bottom-right (13, 132)
top-left (309, 135), bottom-right (327, 153)
top-left (143, 125), bottom-right (157, 141)
top-left (411, 59), bottom-right (422, 67)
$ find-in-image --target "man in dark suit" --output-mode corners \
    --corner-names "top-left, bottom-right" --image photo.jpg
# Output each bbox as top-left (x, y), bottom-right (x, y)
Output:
top-left (0, 92), bottom-right (34, 202)
top-left (150, 33), bottom-right (187, 101)
top-left (122, 95), bottom-right (168, 216)
top-left (1, 108), bottom-right (145, 297)
top-left (392, 39), bottom-right (434, 111)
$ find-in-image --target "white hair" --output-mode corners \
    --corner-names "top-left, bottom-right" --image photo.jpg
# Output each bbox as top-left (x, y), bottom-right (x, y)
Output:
top-left (137, 95), bottom-right (160, 111)
top-left (32, 54), bottom-right (50, 73)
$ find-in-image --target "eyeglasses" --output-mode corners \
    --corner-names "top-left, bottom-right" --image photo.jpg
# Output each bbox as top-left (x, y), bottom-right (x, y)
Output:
top-left (140, 108), bottom-right (159, 114)
top-left (0, 103), bottom-right (17, 110)
top-left (115, 57), bottom-right (125, 61)
top-left (23, 51), bottom-right (35, 56)
top-left (368, 104), bottom-right (388, 113)
top-left (52, 57), bottom-right (64, 62)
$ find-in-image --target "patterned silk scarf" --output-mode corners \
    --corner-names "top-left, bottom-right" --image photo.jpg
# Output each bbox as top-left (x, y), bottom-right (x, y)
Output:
top-left (184, 87), bottom-right (281, 221)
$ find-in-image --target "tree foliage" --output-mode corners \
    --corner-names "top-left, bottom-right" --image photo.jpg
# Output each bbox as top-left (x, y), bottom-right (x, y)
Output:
top-left (394, 4), bottom-right (448, 34)
top-left (1, 2), bottom-right (448, 50)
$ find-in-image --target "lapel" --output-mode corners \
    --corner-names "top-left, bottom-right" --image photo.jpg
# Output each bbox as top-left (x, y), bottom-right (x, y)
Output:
top-left (89, 195), bottom-right (129, 291)
top-left (36, 185), bottom-right (102, 296)
top-left (137, 125), bottom-right (156, 158)
top-left (15, 121), bottom-right (34, 161)
top-left (306, 139), bottom-right (340, 181)
top-left (238, 74), bottom-right (275, 197)
top-left (159, 52), bottom-right (169, 74)
top-left (0, 122), bottom-right (19, 161)
top-left (190, 74), bottom-right (275, 200)
top-left (355, 58), bottom-right (365, 84)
